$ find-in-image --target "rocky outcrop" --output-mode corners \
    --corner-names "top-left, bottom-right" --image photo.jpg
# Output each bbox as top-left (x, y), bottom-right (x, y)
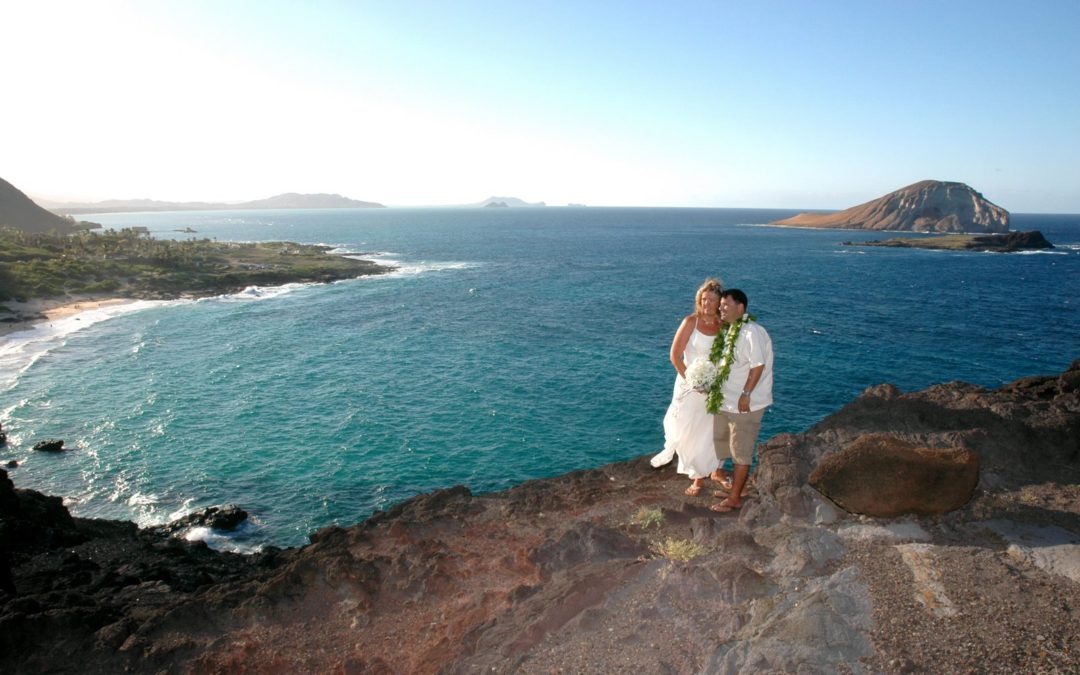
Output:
top-left (31, 439), bottom-right (65, 453)
top-left (153, 504), bottom-right (249, 535)
top-left (2, 360), bottom-right (1078, 673)
top-left (850, 229), bottom-right (1054, 252)
top-left (773, 180), bottom-right (1010, 233)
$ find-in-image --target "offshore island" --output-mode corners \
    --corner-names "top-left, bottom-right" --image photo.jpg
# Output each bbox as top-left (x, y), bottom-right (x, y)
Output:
top-left (771, 179), bottom-right (1055, 253)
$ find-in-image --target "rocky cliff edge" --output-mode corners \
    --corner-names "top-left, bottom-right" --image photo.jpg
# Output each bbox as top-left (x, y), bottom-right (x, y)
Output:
top-left (2, 360), bottom-right (1079, 673)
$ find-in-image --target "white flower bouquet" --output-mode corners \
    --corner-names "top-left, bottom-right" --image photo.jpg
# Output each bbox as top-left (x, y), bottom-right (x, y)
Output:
top-left (684, 358), bottom-right (718, 392)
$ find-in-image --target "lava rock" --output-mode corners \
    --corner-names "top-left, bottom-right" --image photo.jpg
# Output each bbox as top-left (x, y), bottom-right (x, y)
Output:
top-left (156, 505), bottom-right (249, 534)
top-left (808, 433), bottom-right (979, 516)
top-left (32, 439), bottom-right (65, 453)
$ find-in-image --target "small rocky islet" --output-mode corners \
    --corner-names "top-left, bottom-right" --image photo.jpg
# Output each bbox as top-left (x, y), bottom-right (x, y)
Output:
top-left (2, 360), bottom-right (1078, 673)
top-left (845, 229), bottom-right (1055, 253)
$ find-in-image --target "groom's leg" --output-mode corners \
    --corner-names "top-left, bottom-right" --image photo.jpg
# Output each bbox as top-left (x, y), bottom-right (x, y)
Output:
top-left (711, 413), bottom-right (733, 484)
top-left (712, 413), bottom-right (730, 462)
top-left (726, 408), bottom-right (764, 507)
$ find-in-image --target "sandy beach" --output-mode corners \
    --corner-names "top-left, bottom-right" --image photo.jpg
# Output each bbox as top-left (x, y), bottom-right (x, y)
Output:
top-left (0, 296), bottom-right (135, 338)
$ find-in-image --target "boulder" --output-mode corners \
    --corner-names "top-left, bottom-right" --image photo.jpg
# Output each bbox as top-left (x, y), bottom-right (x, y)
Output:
top-left (156, 505), bottom-right (249, 534)
top-left (32, 439), bottom-right (64, 453)
top-left (808, 433), bottom-right (978, 516)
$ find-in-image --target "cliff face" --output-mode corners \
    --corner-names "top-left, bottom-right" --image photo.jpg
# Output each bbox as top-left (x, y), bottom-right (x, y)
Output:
top-left (773, 180), bottom-right (1010, 233)
top-left (0, 177), bottom-right (86, 234)
top-left (3, 360), bottom-right (1079, 673)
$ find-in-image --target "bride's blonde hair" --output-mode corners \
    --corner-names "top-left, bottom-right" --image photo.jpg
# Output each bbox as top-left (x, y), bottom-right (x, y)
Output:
top-left (694, 278), bottom-right (724, 317)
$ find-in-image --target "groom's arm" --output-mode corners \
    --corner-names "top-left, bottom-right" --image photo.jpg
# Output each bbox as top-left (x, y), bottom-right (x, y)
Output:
top-left (738, 365), bottom-right (764, 412)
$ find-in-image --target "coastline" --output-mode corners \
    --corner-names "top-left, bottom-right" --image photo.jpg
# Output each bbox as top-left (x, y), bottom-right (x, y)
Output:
top-left (3, 361), bottom-right (1078, 672)
top-left (0, 295), bottom-right (138, 339)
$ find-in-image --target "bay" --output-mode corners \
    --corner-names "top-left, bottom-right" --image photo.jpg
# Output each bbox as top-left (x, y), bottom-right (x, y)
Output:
top-left (3, 207), bottom-right (1077, 549)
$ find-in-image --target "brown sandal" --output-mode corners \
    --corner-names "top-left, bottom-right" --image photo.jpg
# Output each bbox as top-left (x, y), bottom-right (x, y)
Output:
top-left (709, 498), bottom-right (742, 513)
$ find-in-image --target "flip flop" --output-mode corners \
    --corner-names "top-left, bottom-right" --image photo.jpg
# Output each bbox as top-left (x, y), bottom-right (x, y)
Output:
top-left (709, 471), bottom-right (732, 489)
top-left (712, 488), bottom-right (751, 499)
top-left (685, 483), bottom-right (703, 496)
top-left (709, 498), bottom-right (741, 513)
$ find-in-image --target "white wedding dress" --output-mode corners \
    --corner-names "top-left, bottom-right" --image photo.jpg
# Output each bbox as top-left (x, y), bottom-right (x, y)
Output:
top-left (650, 326), bottom-right (720, 480)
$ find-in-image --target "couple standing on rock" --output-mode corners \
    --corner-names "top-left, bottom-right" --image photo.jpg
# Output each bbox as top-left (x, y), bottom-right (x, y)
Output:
top-left (650, 278), bottom-right (774, 513)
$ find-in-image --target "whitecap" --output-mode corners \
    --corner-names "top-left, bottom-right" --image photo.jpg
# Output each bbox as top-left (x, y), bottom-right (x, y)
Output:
top-left (379, 260), bottom-right (480, 277)
top-left (205, 283), bottom-right (309, 303)
top-left (0, 300), bottom-right (170, 392)
top-left (183, 521), bottom-right (264, 554)
top-left (127, 492), bottom-right (160, 507)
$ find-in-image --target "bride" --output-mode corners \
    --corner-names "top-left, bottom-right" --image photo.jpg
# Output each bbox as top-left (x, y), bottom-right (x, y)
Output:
top-left (650, 278), bottom-right (723, 495)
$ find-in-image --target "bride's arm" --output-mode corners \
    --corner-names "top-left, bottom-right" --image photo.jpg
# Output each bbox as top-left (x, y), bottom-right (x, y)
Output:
top-left (669, 316), bottom-right (695, 379)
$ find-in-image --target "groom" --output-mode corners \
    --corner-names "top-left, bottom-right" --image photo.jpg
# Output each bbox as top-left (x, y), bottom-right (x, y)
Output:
top-left (710, 289), bottom-right (773, 513)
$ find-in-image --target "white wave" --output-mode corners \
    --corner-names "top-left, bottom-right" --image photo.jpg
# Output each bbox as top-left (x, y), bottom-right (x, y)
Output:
top-left (202, 283), bottom-right (309, 303)
top-left (183, 521), bottom-right (264, 554)
top-left (167, 497), bottom-right (197, 522)
top-left (998, 249), bottom-right (1070, 256)
top-left (336, 250), bottom-right (477, 276)
top-left (358, 257), bottom-right (480, 277)
top-left (127, 492), bottom-right (160, 507)
top-left (0, 300), bottom-right (168, 392)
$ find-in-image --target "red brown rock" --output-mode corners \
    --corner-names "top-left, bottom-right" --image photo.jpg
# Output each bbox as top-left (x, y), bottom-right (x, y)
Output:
top-left (2, 359), bottom-right (1078, 673)
top-left (808, 434), bottom-right (979, 516)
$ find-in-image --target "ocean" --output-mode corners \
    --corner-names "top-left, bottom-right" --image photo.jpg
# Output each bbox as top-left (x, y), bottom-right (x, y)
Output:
top-left (2, 207), bottom-right (1078, 551)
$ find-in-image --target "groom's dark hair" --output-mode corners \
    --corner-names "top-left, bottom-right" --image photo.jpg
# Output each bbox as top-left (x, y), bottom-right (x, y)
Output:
top-left (722, 288), bottom-right (748, 309)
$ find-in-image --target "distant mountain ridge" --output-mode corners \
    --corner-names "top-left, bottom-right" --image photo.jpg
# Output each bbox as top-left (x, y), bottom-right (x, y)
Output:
top-left (772, 180), bottom-right (1010, 233)
top-left (0, 177), bottom-right (97, 234)
top-left (42, 192), bottom-right (385, 215)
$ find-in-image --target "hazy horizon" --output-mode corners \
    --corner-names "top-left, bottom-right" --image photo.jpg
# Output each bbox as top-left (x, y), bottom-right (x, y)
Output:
top-left (3, 1), bottom-right (1079, 212)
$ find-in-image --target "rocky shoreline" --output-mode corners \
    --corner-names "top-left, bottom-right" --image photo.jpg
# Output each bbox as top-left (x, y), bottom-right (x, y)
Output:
top-left (844, 230), bottom-right (1054, 253)
top-left (2, 361), bottom-right (1078, 673)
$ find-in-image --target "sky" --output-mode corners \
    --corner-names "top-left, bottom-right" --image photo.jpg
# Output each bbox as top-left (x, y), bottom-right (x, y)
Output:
top-left (2, 0), bottom-right (1078, 212)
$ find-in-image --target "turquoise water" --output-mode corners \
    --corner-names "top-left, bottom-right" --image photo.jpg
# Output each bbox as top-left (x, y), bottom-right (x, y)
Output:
top-left (3, 208), bottom-right (1078, 549)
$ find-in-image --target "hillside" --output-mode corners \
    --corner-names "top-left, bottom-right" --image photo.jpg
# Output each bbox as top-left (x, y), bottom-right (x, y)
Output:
top-left (0, 177), bottom-right (95, 234)
top-left (773, 180), bottom-right (1010, 233)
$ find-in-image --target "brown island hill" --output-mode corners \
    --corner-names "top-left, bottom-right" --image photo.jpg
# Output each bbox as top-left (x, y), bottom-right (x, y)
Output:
top-left (2, 360), bottom-right (1079, 673)
top-left (772, 180), bottom-right (1011, 233)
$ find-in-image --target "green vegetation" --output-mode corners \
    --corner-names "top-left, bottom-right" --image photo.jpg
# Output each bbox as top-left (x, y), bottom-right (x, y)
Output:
top-left (631, 506), bottom-right (665, 529)
top-left (0, 227), bottom-right (388, 302)
top-left (651, 537), bottom-right (709, 562)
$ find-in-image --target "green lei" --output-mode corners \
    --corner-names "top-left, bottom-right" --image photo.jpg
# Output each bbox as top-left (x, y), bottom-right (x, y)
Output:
top-left (706, 314), bottom-right (755, 414)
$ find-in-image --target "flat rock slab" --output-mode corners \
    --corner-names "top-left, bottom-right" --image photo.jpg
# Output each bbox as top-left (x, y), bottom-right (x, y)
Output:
top-left (836, 520), bottom-right (932, 543)
top-left (981, 520), bottom-right (1080, 584)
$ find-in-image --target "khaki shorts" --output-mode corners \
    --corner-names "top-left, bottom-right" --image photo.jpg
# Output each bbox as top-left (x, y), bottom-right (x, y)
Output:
top-left (713, 408), bottom-right (765, 466)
